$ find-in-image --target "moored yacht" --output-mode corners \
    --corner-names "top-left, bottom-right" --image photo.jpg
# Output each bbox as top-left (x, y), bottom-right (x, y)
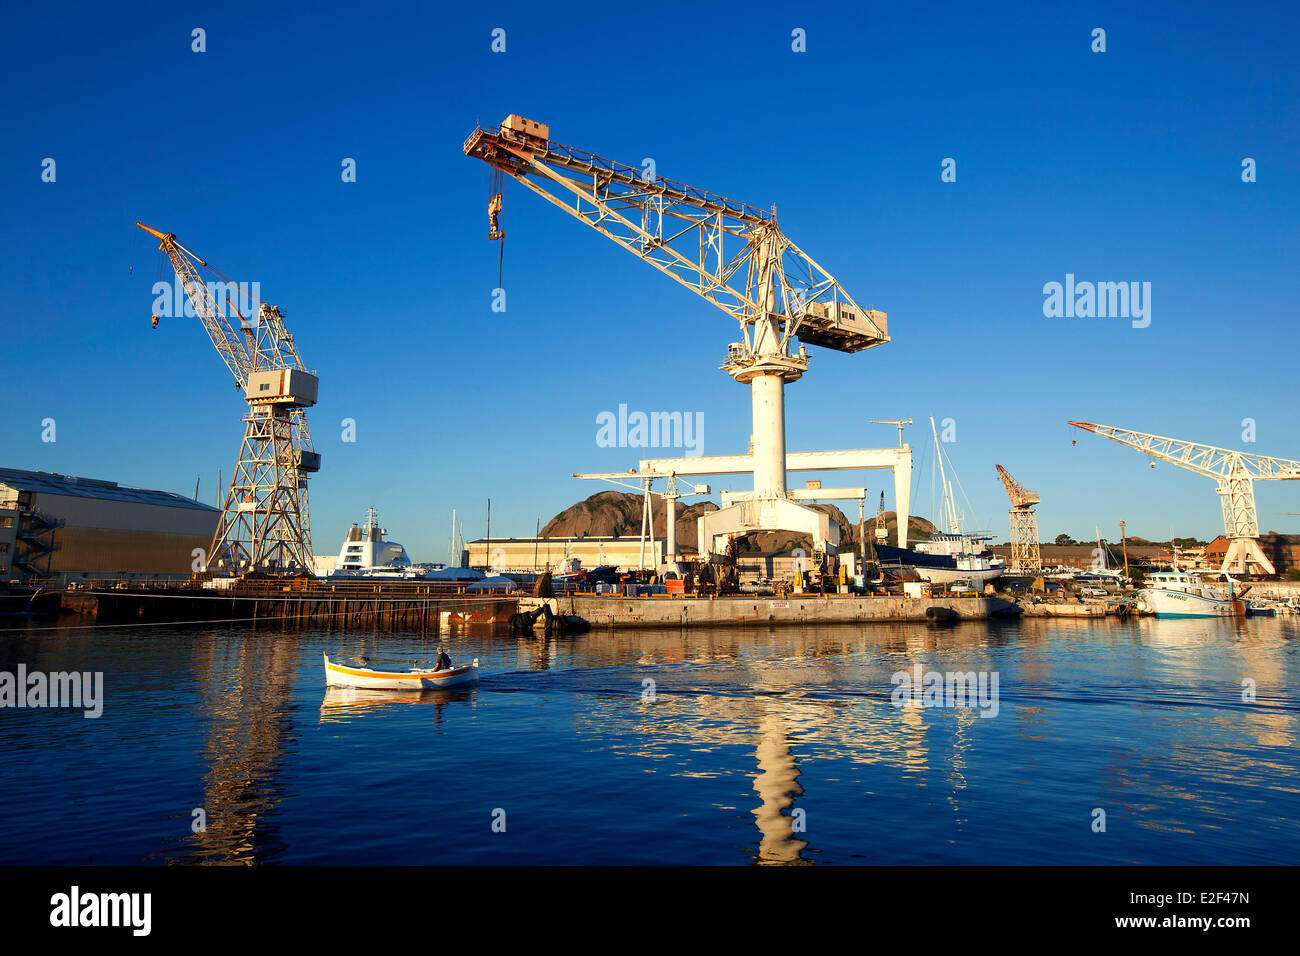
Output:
top-left (324, 507), bottom-right (444, 579)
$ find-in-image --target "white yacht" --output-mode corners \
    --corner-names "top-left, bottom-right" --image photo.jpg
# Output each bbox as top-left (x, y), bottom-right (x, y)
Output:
top-left (325, 508), bottom-right (443, 579)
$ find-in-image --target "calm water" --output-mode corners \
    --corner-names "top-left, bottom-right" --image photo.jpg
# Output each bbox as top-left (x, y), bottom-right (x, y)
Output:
top-left (0, 615), bottom-right (1296, 865)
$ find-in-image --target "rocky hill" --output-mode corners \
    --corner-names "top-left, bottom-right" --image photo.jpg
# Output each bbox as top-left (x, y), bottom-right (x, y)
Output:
top-left (540, 491), bottom-right (936, 553)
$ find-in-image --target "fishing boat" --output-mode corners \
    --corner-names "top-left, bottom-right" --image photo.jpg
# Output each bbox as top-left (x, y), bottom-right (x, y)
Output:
top-left (323, 653), bottom-right (480, 690)
top-left (1134, 571), bottom-right (1247, 618)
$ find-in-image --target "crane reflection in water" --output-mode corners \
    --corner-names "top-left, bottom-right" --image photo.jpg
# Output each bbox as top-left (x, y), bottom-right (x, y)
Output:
top-left (152, 629), bottom-right (298, 865)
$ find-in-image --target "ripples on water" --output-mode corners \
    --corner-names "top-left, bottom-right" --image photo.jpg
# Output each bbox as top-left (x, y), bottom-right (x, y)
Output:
top-left (0, 616), bottom-right (1295, 865)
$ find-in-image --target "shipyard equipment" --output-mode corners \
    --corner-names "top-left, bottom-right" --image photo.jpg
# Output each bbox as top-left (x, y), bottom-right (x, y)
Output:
top-left (995, 464), bottom-right (1042, 572)
top-left (1069, 421), bottom-right (1300, 575)
top-left (464, 116), bottom-right (911, 566)
top-left (137, 223), bottom-right (318, 573)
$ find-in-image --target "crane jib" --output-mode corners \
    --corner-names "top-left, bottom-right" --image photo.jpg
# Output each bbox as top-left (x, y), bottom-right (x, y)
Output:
top-left (463, 117), bottom-right (888, 356)
top-left (465, 127), bottom-right (773, 227)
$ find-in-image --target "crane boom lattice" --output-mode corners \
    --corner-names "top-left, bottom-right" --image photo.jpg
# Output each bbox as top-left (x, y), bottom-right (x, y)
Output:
top-left (463, 118), bottom-right (888, 356)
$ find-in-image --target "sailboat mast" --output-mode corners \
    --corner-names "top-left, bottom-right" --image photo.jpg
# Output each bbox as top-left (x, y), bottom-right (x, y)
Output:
top-left (930, 416), bottom-right (958, 533)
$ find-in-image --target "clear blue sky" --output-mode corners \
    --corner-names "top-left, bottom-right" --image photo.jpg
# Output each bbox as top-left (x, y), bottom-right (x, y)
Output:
top-left (2, 1), bottom-right (1297, 559)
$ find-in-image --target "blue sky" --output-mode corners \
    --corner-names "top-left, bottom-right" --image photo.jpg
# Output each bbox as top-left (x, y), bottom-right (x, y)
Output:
top-left (2, 1), bottom-right (1297, 559)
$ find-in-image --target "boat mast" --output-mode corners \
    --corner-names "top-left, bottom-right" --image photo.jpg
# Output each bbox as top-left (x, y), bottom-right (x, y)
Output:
top-left (930, 416), bottom-right (959, 534)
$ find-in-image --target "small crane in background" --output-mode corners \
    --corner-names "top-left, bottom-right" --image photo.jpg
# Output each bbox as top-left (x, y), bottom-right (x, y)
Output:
top-left (995, 464), bottom-right (1042, 572)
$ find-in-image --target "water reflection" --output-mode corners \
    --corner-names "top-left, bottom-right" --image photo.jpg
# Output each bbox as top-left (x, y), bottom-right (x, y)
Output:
top-left (565, 617), bottom-right (1299, 863)
top-left (19, 612), bottom-right (1287, 865)
top-left (320, 685), bottom-right (478, 724)
top-left (750, 705), bottom-right (811, 865)
top-left (157, 629), bottom-right (298, 865)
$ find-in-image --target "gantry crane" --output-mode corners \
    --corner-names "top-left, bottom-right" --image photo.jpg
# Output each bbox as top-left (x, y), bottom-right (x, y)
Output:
top-left (995, 464), bottom-right (1041, 571)
top-left (464, 116), bottom-right (911, 565)
top-left (137, 223), bottom-right (319, 574)
top-left (1069, 421), bottom-right (1300, 575)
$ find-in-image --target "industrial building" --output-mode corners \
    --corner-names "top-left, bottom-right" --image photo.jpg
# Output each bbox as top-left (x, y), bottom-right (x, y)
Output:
top-left (468, 536), bottom-right (666, 573)
top-left (0, 467), bottom-right (219, 583)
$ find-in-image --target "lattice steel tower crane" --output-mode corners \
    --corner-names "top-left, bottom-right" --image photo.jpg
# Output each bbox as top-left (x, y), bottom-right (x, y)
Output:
top-left (1069, 421), bottom-right (1300, 575)
top-left (137, 223), bottom-right (320, 574)
top-left (995, 464), bottom-right (1042, 572)
top-left (464, 116), bottom-right (909, 561)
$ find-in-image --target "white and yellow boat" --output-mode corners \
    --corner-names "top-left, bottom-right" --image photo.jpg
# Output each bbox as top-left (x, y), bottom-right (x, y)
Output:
top-left (323, 653), bottom-right (480, 690)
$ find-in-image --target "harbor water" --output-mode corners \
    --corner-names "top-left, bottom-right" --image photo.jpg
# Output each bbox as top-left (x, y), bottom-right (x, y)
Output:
top-left (1, 616), bottom-right (1296, 865)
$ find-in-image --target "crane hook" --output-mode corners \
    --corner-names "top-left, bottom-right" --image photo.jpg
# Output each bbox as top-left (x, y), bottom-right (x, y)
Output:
top-left (488, 192), bottom-right (504, 240)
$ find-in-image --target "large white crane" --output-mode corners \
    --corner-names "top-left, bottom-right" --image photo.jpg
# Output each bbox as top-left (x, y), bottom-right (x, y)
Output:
top-left (138, 223), bottom-right (319, 574)
top-left (1069, 421), bottom-right (1300, 575)
top-left (464, 115), bottom-right (911, 566)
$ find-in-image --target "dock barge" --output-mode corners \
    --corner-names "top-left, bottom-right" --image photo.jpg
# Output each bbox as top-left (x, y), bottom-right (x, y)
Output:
top-left (61, 578), bottom-right (516, 629)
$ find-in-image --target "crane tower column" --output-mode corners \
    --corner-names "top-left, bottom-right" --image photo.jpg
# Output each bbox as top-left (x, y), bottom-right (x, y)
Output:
top-left (750, 374), bottom-right (787, 500)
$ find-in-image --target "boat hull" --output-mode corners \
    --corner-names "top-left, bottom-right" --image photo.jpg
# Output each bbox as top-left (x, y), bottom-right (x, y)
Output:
top-left (1135, 588), bottom-right (1246, 618)
top-left (323, 654), bottom-right (480, 690)
top-left (876, 544), bottom-right (1004, 584)
top-left (914, 565), bottom-right (1004, 585)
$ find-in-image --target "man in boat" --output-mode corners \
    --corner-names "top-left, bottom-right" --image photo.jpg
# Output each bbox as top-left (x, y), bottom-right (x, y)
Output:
top-left (434, 645), bottom-right (453, 671)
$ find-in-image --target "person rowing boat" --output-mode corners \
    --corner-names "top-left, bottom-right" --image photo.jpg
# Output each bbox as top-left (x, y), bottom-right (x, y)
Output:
top-left (434, 646), bottom-right (452, 671)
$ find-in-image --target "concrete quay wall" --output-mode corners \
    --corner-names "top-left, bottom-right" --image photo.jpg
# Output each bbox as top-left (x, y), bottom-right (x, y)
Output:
top-left (561, 594), bottom-right (1021, 629)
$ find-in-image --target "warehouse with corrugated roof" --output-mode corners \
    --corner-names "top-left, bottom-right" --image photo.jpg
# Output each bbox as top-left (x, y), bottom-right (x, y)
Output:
top-left (0, 467), bottom-right (219, 583)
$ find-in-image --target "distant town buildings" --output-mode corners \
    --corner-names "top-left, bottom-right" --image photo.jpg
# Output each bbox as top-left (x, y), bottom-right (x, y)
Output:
top-left (991, 544), bottom-right (1164, 571)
